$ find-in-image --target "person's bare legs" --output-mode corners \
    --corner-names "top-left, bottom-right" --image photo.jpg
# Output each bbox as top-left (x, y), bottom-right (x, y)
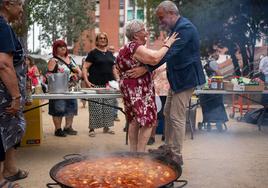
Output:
top-left (81, 99), bottom-right (86, 108)
top-left (65, 116), bottom-right (74, 129)
top-left (3, 148), bottom-right (17, 177)
top-left (150, 126), bottom-right (156, 139)
top-left (147, 126), bottom-right (156, 145)
top-left (137, 126), bottom-right (153, 152)
top-left (128, 120), bottom-right (139, 152)
top-left (3, 148), bottom-right (28, 183)
top-left (52, 116), bottom-right (63, 130)
top-left (1, 163), bottom-right (21, 187)
top-left (0, 161), bottom-right (4, 182)
top-left (1, 157), bottom-right (21, 187)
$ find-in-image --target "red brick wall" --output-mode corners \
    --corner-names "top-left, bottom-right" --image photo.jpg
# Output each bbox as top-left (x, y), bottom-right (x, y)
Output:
top-left (73, 0), bottom-right (120, 55)
top-left (99, 0), bottom-right (120, 51)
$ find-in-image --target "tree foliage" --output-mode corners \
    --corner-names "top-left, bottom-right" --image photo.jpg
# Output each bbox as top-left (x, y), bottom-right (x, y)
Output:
top-left (26, 0), bottom-right (95, 48)
top-left (143, 0), bottom-right (268, 77)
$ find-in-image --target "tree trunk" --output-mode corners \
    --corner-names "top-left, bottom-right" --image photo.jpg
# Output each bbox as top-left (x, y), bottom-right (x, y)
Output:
top-left (248, 31), bottom-right (257, 78)
top-left (228, 44), bottom-right (241, 76)
top-left (239, 44), bottom-right (250, 76)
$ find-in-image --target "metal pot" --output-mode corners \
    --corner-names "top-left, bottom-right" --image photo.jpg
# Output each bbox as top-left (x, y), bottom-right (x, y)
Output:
top-left (47, 152), bottom-right (187, 188)
top-left (47, 73), bottom-right (68, 93)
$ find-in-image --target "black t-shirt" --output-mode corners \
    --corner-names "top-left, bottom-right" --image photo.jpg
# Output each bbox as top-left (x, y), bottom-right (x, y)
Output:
top-left (85, 48), bottom-right (115, 85)
top-left (0, 16), bottom-right (24, 66)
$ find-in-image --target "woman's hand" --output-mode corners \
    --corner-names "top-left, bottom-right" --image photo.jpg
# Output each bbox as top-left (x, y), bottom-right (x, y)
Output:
top-left (6, 98), bottom-right (21, 116)
top-left (164, 32), bottom-right (180, 48)
top-left (85, 80), bottom-right (95, 88)
top-left (70, 74), bottom-right (79, 82)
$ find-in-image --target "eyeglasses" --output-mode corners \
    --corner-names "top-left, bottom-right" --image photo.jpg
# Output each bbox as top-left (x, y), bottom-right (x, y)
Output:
top-left (134, 28), bottom-right (146, 33)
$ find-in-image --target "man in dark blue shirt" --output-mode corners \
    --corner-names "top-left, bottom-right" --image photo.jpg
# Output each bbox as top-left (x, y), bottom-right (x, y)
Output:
top-left (0, 0), bottom-right (29, 187)
top-left (128, 0), bottom-right (205, 165)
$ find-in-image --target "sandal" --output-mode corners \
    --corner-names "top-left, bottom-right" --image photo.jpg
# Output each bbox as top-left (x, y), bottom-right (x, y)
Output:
top-left (0, 180), bottom-right (21, 188)
top-left (103, 128), bottom-right (115, 134)
top-left (4, 169), bottom-right (28, 182)
top-left (88, 130), bottom-right (96, 137)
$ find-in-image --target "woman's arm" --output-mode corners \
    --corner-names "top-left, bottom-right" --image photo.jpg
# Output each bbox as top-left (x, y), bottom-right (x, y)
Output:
top-left (69, 56), bottom-right (82, 77)
top-left (47, 58), bottom-right (57, 72)
top-left (82, 61), bottom-right (95, 88)
top-left (133, 32), bottom-right (179, 65)
top-left (0, 52), bottom-right (21, 114)
top-left (113, 65), bottom-right (120, 81)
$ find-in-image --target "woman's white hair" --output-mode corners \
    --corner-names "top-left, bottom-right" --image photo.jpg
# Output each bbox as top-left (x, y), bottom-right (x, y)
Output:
top-left (125, 19), bottom-right (144, 41)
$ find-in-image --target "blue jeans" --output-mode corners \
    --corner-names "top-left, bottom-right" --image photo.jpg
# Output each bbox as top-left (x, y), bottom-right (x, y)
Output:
top-left (49, 99), bottom-right (78, 117)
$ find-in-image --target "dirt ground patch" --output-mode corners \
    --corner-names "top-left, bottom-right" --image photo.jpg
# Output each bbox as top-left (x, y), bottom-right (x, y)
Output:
top-left (16, 100), bottom-right (268, 188)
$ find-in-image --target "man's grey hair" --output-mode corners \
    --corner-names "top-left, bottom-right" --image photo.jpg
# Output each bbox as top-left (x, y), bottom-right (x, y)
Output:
top-left (156, 0), bottom-right (179, 15)
top-left (0, 0), bottom-right (17, 6)
top-left (125, 19), bottom-right (144, 41)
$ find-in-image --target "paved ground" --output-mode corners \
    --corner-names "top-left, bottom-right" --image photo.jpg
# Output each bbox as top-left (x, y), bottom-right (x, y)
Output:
top-left (15, 99), bottom-right (268, 188)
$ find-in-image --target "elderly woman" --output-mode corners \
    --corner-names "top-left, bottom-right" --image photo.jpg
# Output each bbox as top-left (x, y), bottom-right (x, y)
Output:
top-left (115, 19), bottom-right (178, 152)
top-left (47, 40), bottom-right (82, 137)
top-left (0, 0), bottom-right (29, 187)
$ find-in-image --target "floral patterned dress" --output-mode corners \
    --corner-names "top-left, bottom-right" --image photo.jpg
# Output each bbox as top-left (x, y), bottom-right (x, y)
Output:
top-left (116, 42), bottom-right (157, 127)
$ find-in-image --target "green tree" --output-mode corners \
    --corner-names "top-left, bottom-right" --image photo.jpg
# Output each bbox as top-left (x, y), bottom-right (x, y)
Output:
top-left (144, 0), bottom-right (268, 77)
top-left (137, 0), bottom-right (162, 38)
top-left (27, 0), bottom-right (95, 49)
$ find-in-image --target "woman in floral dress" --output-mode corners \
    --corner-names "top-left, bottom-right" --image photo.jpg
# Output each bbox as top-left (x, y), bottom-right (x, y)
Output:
top-left (116, 19), bottom-right (178, 152)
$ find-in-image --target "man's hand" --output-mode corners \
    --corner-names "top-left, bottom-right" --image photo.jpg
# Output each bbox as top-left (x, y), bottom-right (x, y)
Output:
top-left (126, 66), bottom-right (148, 78)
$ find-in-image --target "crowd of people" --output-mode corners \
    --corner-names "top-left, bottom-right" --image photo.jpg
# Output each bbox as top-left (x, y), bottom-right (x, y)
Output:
top-left (1, 0), bottom-right (239, 187)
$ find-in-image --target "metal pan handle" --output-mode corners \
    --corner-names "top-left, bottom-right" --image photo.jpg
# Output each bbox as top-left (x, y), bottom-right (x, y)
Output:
top-left (47, 183), bottom-right (59, 187)
top-left (174, 179), bottom-right (188, 188)
top-left (63, 153), bottom-right (83, 160)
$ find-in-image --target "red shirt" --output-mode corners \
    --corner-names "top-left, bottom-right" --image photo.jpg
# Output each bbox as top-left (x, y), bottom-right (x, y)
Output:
top-left (27, 65), bottom-right (39, 86)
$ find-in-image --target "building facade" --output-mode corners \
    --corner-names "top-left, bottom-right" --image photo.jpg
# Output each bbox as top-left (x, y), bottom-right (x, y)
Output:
top-left (72, 0), bottom-right (164, 55)
top-left (73, 0), bottom-right (124, 55)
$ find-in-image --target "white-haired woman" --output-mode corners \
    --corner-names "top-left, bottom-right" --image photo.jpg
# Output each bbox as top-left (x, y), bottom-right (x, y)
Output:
top-left (0, 0), bottom-right (28, 187)
top-left (115, 19), bottom-right (178, 152)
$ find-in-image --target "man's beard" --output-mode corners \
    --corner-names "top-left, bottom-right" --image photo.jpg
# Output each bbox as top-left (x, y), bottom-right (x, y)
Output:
top-left (159, 24), bottom-right (170, 32)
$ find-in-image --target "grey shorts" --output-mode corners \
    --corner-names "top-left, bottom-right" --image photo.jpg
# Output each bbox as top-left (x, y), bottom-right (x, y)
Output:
top-left (48, 99), bottom-right (78, 117)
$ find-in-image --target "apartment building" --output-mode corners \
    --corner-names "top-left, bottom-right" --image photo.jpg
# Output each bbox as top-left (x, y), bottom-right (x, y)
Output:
top-left (73, 0), bottom-right (124, 55)
top-left (72, 0), bottom-right (164, 55)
